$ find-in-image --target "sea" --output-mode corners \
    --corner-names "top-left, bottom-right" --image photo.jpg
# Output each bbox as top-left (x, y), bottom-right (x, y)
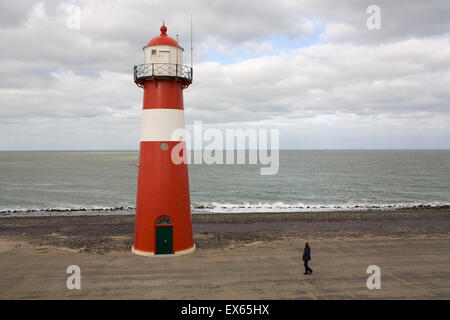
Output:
top-left (0, 150), bottom-right (449, 217)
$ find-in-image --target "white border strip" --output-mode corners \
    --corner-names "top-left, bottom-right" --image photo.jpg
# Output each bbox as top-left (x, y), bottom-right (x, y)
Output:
top-left (131, 244), bottom-right (196, 257)
top-left (141, 109), bottom-right (185, 141)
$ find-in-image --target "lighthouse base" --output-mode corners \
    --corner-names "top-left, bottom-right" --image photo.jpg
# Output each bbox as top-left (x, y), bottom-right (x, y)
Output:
top-left (131, 244), bottom-right (196, 257)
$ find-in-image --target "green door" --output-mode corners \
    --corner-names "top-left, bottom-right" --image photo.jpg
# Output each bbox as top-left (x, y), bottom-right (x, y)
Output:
top-left (156, 226), bottom-right (173, 254)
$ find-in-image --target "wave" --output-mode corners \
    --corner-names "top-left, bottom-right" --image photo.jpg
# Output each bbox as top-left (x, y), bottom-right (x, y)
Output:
top-left (0, 206), bottom-right (135, 217)
top-left (191, 201), bottom-right (450, 213)
top-left (1, 202), bottom-right (449, 217)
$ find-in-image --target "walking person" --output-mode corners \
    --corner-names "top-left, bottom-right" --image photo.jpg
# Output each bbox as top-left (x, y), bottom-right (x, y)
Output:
top-left (303, 241), bottom-right (313, 275)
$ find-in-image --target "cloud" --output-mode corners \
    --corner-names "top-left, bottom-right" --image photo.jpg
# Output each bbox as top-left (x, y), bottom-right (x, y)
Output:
top-left (0, 0), bottom-right (449, 149)
top-left (0, 70), bottom-right (139, 119)
top-left (187, 37), bottom-right (450, 123)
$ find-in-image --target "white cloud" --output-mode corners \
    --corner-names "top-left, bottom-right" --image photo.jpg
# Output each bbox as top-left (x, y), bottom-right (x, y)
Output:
top-left (187, 37), bottom-right (450, 122)
top-left (0, 0), bottom-right (449, 149)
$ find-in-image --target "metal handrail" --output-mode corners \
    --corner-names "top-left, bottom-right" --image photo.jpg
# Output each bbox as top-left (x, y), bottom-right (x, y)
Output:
top-left (134, 63), bottom-right (193, 82)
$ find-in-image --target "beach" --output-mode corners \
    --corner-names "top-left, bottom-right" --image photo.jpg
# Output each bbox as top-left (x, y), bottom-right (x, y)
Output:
top-left (0, 208), bottom-right (449, 299)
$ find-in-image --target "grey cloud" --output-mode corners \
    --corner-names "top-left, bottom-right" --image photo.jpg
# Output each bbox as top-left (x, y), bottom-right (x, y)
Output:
top-left (0, 0), bottom-right (449, 149)
top-left (185, 38), bottom-right (450, 124)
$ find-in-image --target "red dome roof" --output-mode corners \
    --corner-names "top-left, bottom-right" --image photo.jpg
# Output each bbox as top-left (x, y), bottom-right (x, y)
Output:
top-left (145, 23), bottom-right (179, 47)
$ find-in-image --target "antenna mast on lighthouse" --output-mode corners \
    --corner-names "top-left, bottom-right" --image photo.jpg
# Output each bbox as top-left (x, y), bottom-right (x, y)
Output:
top-left (190, 13), bottom-right (193, 68)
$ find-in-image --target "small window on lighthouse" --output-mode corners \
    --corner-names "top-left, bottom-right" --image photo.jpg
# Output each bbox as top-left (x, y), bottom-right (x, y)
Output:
top-left (151, 49), bottom-right (157, 55)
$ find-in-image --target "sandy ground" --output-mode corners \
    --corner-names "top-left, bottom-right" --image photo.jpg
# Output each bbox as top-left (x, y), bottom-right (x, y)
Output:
top-left (0, 209), bottom-right (449, 299)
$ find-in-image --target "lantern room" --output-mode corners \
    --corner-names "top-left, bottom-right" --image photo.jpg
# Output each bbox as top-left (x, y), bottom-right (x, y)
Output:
top-left (134, 23), bottom-right (192, 83)
top-left (143, 24), bottom-right (183, 65)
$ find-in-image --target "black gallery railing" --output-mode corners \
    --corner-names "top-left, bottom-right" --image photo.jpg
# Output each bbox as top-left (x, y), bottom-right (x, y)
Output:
top-left (134, 63), bottom-right (193, 82)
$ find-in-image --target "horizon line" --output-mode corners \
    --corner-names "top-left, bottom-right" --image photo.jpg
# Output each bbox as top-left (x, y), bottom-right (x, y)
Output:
top-left (1, 148), bottom-right (450, 152)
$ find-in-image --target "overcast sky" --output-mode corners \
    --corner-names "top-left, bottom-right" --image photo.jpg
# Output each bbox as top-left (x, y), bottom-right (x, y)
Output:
top-left (0, 0), bottom-right (449, 150)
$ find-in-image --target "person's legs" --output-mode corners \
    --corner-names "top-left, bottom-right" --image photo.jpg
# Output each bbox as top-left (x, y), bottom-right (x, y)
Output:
top-left (307, 261), bottom-right (313, 274)
top-left (304, 261), bottom-right (313, 275)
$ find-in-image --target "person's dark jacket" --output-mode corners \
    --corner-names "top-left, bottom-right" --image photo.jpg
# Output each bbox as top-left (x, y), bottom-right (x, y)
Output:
top-left (303, 245), bottom-right (311, 261)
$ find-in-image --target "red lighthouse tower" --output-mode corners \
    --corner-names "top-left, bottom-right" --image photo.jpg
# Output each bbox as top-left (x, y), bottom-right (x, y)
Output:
top-left (132, 24), bottom-right (194, 256)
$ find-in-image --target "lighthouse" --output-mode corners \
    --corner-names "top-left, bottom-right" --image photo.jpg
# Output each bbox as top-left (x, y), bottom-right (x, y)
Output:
top-left (132, 23), bottom-right (195, 256)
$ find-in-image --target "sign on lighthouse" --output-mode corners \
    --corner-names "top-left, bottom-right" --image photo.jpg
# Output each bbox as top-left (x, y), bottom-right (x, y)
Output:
top-left (132, 23), bottom-right (195, 256)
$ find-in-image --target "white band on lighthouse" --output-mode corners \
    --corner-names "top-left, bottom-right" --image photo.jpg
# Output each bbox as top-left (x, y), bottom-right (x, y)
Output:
top-left (141, 109), bottom-right (186, 141)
